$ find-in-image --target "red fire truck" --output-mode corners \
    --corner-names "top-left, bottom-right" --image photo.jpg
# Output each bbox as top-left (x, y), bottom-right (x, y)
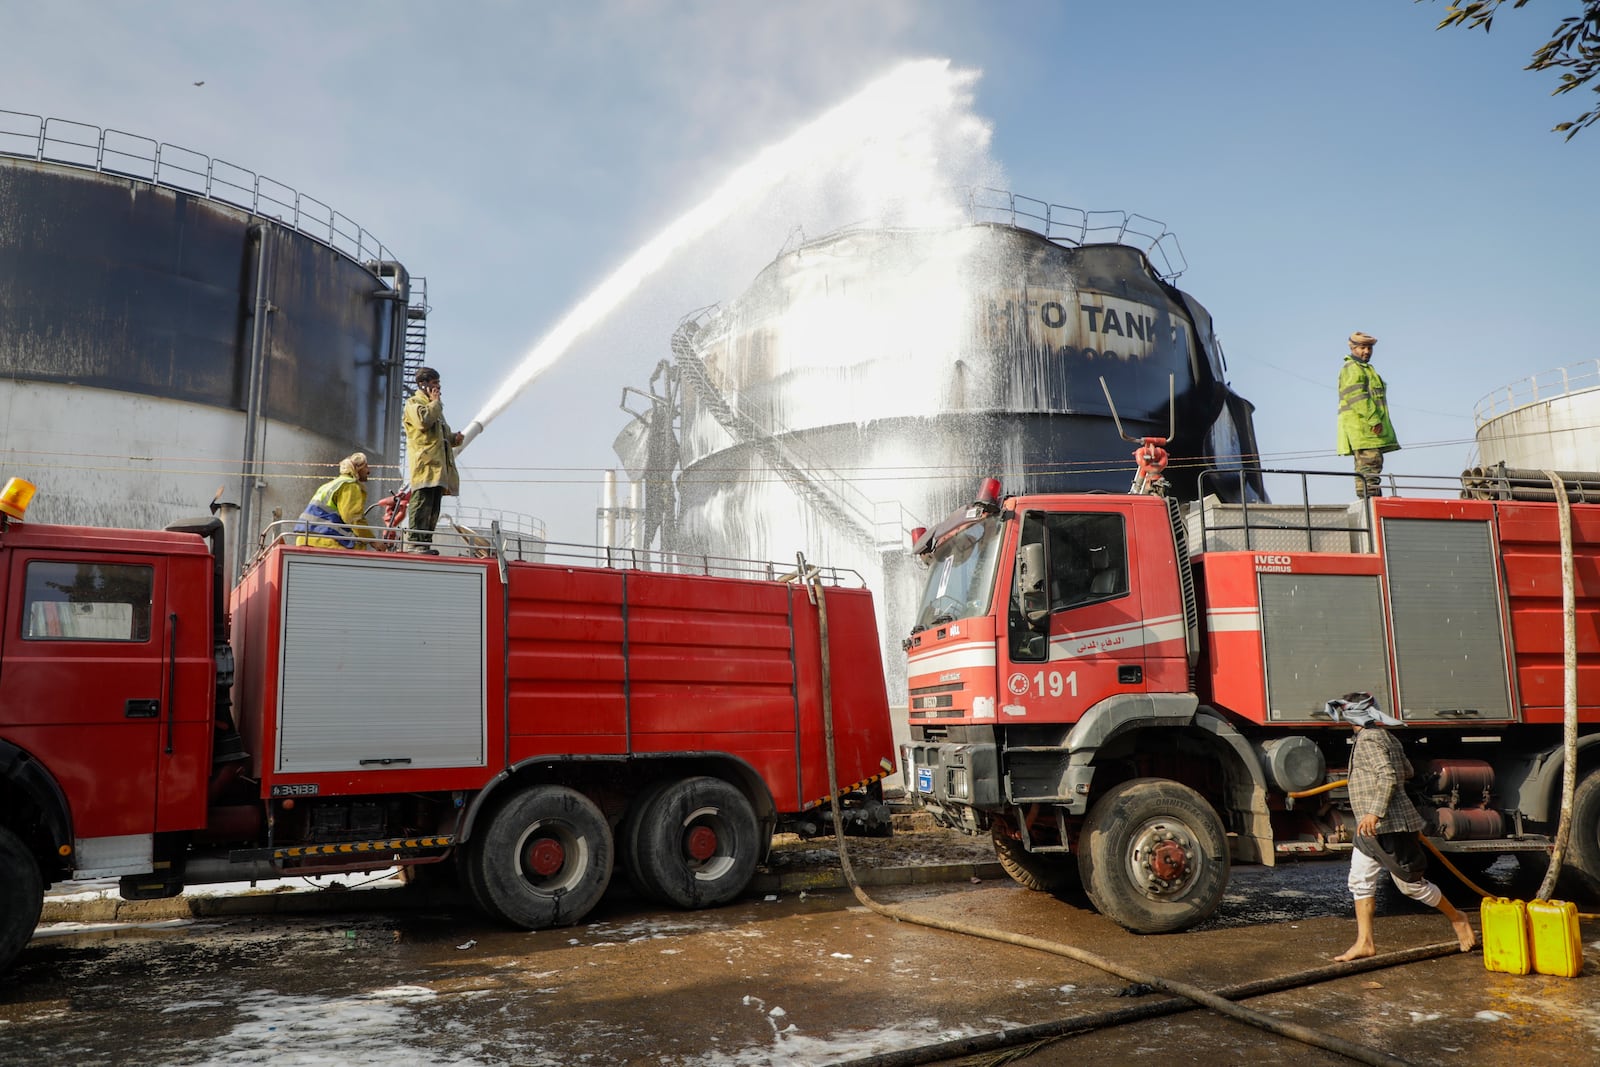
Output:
top-left (0, 481), bottom-right (894, 974)
top-left (901, 469), bottom-right (1600, 933)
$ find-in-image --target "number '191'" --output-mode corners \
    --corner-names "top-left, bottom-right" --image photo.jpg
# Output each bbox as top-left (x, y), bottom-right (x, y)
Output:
top-left (1031, 671), bottom-right (1076, 697)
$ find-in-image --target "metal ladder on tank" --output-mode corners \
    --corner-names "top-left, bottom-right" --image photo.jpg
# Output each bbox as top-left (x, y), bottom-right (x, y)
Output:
top-left (669, 314), bottom-right (917, 554)
top-left (397, 277), bottom-right (429, 478)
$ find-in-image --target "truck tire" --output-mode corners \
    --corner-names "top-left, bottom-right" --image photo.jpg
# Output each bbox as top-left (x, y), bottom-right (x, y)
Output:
top-left (1566, 769), bottom-right (1600, 898)
top-left (464, 785), bottom-right (613, 929)
top-left (0, 826), bottom-right (43, 975)
top-left (620, 779), bottom-right (674, 901)
top-left (992, 825), bottom-right (1081, 894)
top-left (1076, 778), bottom-right (1229, 934)
top-left (631, 776), bottom-right (761, 910)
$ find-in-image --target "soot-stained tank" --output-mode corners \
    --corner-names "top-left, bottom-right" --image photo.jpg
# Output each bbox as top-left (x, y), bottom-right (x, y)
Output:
top-left (646, 212), bottom-right (1263, 701)
top-left (672, 219), bottom-right (1263, 556)
top-left (0, 112), bottom-right (419, 578)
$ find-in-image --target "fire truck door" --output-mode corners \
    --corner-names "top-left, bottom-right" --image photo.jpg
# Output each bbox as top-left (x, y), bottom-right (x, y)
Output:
top-left (1005, 509), bottom-right (1146, 715)
top-left (0, 552), bottom-right (167, 852)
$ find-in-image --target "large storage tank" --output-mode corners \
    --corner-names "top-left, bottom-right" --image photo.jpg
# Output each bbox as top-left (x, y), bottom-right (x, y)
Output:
top-left (0, 112), bottom-right (420, 578)
top-left (1473, 362), bottom-right (1600, 472)
top-left (629, 197), bottom-right (1264, 699)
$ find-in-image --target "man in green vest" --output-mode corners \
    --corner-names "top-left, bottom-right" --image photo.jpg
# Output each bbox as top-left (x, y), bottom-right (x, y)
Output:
top-left (1335, 331), bottom-right (1398, 498)
top-left (294, 452), bottom-right (375, 549)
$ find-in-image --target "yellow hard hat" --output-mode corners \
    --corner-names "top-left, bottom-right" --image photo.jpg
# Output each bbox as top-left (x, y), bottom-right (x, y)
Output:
top-left (1349, 331), bottom-right (1377, 346)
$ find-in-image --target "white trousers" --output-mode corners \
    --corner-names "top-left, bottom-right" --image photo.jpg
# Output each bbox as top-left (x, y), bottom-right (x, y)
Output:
top-left (1347, 846), bottom-right (1441, 907)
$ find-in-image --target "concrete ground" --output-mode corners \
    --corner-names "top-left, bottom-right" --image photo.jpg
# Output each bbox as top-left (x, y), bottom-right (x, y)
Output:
top-left (8, 818), bottom-right (1600, 1066)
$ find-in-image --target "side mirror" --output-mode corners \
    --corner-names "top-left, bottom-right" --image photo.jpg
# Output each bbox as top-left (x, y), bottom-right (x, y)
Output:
top-left (1018, 541), bottom-right (1048, 628)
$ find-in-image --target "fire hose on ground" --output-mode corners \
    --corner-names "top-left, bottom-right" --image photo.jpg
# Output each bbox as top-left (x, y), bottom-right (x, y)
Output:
top-left (799, 561), bottom-right (1430, 1067)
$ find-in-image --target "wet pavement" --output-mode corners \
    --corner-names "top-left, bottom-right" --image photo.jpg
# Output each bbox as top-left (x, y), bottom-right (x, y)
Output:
top-left (3, 846), bottom-right (1597, 1067)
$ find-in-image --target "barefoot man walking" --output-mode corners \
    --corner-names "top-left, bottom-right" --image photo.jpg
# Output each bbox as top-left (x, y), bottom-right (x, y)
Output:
top-left (1327, 694), bottom-right (1477, 961)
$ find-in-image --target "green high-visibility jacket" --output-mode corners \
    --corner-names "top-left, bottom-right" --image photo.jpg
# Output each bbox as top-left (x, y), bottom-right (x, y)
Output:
top-left (1336, 356), bottom-right (1399, 455)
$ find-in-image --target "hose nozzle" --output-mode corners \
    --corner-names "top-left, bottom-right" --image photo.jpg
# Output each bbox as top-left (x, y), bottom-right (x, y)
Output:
top-left (458, 420), bottom-right (484, 452)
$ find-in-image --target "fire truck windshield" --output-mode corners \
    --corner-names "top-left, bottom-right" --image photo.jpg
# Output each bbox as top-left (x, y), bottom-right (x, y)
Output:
top-left (910, 514), bottom-right (1003, 632)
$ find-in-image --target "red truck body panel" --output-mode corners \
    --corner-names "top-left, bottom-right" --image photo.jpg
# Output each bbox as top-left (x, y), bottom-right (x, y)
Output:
top-left (227, 543), bottom-right (892, 812)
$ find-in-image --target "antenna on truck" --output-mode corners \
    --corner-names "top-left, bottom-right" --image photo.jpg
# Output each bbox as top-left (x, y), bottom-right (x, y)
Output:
top-left (1099, 375), bottom-right (1174, 498)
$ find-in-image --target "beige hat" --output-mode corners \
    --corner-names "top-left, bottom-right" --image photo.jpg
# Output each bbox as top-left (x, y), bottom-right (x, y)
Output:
top-left (1349, 331), bottom-right (1377, 346)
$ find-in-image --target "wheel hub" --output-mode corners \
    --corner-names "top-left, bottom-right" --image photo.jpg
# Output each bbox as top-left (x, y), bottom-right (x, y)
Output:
top-left (1129, 821), bottom-right (1198, 897)
top-left (1148, 838), bottom-right (1188, 881)
top-left (685, 825), bottom-right (718, 861)
top-left (526, 837), bottom-right (566, 876)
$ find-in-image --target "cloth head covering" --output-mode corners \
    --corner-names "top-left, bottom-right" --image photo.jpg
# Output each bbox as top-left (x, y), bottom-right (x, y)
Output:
top-left (1324, 692), bottom-right (1402, 728)
top-left (1348, 331), bottom-right (1377, 347)
top-left (338, 452), bottom-right (368, 477)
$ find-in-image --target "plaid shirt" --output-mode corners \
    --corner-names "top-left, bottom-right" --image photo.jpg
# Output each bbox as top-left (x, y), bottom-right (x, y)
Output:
top-left (1347, 726), bottom-right (1424, 833)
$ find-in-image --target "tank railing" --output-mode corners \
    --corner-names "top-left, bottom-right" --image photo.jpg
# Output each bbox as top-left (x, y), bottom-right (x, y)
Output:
top-left (0, 108), bottom-right (396, 271)
top-left (1472, 360), bottom-right (1600, 426)
top-left (964, 186), bottom-right (1188, 281)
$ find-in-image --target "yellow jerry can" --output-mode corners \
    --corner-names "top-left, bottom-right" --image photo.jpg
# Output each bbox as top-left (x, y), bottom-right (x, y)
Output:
top-left (1481, 897), bottom-right (1531, 975)
top-left (1527, 898), bottom-right (1584, 978)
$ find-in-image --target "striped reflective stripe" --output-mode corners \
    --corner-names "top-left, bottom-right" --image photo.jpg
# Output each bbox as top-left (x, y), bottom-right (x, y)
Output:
top-left (1205, 607), bottom-right (1262, 632)
top-left (909, 644), bottom-right (998, 675)
top-left (271, 835), bottom-right (455, 859)
top-left (802, 771), bottom-right (889, 812)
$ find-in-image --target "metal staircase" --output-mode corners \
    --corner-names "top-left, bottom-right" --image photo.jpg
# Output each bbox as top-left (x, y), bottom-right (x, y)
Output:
top-left (670, 314), bottom-right (908, 554)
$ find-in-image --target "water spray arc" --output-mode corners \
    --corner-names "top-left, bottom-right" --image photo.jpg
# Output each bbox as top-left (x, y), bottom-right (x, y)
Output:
top-left (456, 58), bottom-right (986, 453)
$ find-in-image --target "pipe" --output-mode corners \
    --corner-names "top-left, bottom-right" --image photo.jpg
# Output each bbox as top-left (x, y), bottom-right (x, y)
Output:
top-left (237, 225), bottom-right (274, 579)
top-left (1537, 469), bottom-right (1578, 902)
top-left (807, 573), bottom-right (1415, 1067)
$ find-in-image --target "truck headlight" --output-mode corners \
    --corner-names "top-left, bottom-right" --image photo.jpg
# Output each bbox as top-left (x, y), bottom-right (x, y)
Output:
top-left (948, 766), bottom-right (970, 800)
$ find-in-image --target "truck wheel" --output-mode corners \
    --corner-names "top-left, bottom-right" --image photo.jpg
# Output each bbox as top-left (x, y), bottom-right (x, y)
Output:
top-left (465, 785), bottom-right (613, 929)
top-left (992, 825), bottom-right (1081, 894)
top-left (620, 780), bottom-right (674, 901)
top-left (0, 826), bottom-right (44, 975)
top-left (1566, 770), bottom-right (1600, 898)
top-left (632, 777), bottom-right (761, 910)
top-left (1076, 778), bottom-right (1229, 934)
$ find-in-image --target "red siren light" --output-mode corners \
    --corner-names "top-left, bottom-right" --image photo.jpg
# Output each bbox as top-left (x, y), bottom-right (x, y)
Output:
top-left (977, 477), bottom-right (1002, 512)
top-left (910, 526), bottom-right (927, 546)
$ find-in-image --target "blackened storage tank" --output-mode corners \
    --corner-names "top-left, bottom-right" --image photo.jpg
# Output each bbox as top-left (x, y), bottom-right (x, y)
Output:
top-left (662, 204), bottom-right (1263, 702)
top-left (673, 214), bottom-right (1263, 557)
top-left (0, 112), bottom-right (420, 579)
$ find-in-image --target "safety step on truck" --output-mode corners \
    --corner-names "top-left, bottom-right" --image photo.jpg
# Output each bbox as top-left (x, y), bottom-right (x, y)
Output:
top-left (900, 468), bottom-right (1600, 933)
top-left (0, 477), bottom-right (895, 976)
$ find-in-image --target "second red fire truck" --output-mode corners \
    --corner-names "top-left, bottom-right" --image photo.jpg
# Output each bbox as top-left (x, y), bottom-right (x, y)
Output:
top-left (901, 469), bottom-right (1600, 933)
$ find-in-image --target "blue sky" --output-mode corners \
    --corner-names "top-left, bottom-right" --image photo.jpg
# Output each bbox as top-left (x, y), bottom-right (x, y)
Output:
top-left (4, 1), bottom-right (1597, 545)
